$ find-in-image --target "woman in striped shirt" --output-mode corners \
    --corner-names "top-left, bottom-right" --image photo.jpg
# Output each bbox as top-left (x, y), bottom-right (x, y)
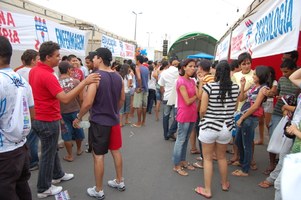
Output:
top-left (195, 61), bottom-right (239, 198)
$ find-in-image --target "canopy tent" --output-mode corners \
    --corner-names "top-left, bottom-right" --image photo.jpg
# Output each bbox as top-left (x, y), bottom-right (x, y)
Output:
top-left (187, 52), bottom-right (214, 59)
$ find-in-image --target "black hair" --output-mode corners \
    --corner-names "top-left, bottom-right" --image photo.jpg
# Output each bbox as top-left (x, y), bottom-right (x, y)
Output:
top-left (211, 60), bottom-right (218, 69)
top-left (230, 59), bottom-right (239, 71)
top-left (21, 49), bottom-right (39, 66)
top-left (284, 50), bottom-right (299, 62)
top-left (197, 59), bottom-right (211, 72)
top-left (85, 55), bottom-right (93, 62)
top-left (143, 57), bottom-right (148, 63)
top-left (62, 55), bottom-right (68, 61)
top-left (136, 55), bottom-right (144, 64)
top-left (111, 61), bottom-right (121, 71)
top-left (58, 61), bottom-right (73, 74)
top-left (280, 59), bottom-right (297, 70)
top-left (77, 57), bottom-right (83, 66)
top-left (148, 64), bottom-right (154, 79)
top-left (179, 59), bottom-right (195, 76)
top-left (267, 66), bottom-right (276, 88)
top-left (119, 64), bottom-right (130, 80)
top-left (67, 54), bottom-right (77, 61)
top-left (238, 52), bottom-right (252, 65)
top-left (160, 60), bottom-right (169, 71)
top-left (255, 66), bottom-right (271, 85)
top-left (39, 41), bottom-right (60, 61)
top-left (215, 60), bottom-right (233, 104)
top-left (0, 36), bottom-right (12, 65)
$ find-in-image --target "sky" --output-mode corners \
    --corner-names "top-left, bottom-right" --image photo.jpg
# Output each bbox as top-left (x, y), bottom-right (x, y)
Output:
top-left (29, 0), bottom-right (254, 50)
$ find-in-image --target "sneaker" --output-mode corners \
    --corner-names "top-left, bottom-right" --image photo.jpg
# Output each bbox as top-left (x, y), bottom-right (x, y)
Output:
top-left (52, 173), bottom-right (74, 184)
top-left (108, 178), bottom-right (125, 191)
top-left (37, 185), bottom-right (62, 198)
top-left (29, 165), bottom-right (39, 171)
top-left (87, 186), bottom-right (105, 199)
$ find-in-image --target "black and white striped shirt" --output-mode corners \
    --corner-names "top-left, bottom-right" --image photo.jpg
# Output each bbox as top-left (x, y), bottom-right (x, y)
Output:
top-left (199, 82), bottom-right (240, 132)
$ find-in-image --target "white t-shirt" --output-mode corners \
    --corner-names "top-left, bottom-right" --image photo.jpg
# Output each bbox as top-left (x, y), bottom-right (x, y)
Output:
top-left (158, 66), bottom-right (179, 101)
top-left (16, 66), bottom-right (31, 82)
top-left (148, 71), bottom-right (157, 90)
top-left (0, 68), bottom-right (34, 153)
top-left (124, 74), bottom-right (133, 93)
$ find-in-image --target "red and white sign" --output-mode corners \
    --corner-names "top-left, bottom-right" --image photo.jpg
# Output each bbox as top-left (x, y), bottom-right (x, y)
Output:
top-left (230, 0), bottom-right (301, 59)
top-left (0, 9), bottom-right (89, 56)
top-left (215, 33), bottom-right (231, 60)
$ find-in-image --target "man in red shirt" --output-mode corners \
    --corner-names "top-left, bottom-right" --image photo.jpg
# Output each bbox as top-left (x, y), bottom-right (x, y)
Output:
top-left (29, 41), bottom-right (100, 198)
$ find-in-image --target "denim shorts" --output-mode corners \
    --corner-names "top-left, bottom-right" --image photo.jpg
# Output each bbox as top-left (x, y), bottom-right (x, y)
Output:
top-left (120, 92), bottom-right (131, 114)
top-left (61, 112), bottom-right (85, 141)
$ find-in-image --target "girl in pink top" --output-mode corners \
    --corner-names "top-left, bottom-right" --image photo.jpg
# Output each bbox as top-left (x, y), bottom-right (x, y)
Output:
top-left (172, 59), bottom-right (198, 176)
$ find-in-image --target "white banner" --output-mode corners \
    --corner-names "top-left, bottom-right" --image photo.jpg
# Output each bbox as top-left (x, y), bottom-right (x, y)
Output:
top-left (101, 34), bottom-right (135, 60)
top-left (230, 0), bottom-right (301, 59)
top-left (0, 9), bottom-right (89, 56)
top-left (215, 33), bottom-right (231, 60)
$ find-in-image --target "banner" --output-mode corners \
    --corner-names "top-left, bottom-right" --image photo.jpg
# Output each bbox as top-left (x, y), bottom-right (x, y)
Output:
top-left (215, 33), bottom-right (231, 60)
top-left (101, 34), bottom-right (135, 60)
top-left (230, 0), bottom-right (301, 59)
top-left (0, 9), bottom-right (89, 56)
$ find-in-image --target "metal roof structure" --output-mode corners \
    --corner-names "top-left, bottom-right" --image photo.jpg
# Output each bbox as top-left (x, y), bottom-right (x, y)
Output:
top-left (168, 32), bottom-right (217, 60)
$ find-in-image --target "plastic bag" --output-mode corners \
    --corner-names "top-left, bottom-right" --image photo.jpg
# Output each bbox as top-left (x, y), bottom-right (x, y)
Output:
top-left (281, 153), bottom-right (301, 200)
top-left (267, 116), bottom-right (293, 154)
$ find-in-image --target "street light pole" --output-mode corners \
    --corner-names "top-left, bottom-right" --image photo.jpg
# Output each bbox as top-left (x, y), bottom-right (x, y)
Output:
top-left (147, 32), bottom-right (152, 47)
top-left (132, 11), bottom-right (142, 41)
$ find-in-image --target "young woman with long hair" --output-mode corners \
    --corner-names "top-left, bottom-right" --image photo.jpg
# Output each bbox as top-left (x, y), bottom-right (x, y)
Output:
top-left (195, 61), bottom-right (239, 198)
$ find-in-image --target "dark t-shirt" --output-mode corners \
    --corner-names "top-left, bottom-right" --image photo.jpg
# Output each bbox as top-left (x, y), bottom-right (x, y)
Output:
top-left (90, 70), bottom-right (122, 126)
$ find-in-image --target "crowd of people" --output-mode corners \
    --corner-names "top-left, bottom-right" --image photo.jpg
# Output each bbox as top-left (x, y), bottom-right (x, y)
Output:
top-left (0, 33), bottom-right (301, 200)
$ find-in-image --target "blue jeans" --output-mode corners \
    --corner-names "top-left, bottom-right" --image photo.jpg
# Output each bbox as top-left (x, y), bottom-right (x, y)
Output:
top-left (26, 128), bottom-right (39, 168)
top-left (269, 115), bottom-right (283, 137)
top-left (146, 89), bottom-right (156, 113)
top-left (32, 120), bottom-right (65, 193)
top-left (235, 116), bottom-right (259, 173)
top-left (162, 101), bottom-right (178, 139)
top-left (172, 122), bottom-right (195, 165)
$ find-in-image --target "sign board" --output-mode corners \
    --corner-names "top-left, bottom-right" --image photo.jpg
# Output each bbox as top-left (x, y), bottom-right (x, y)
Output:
top-left (215, 33), bottom-right (231, 60)
top-left (230, 0), bottom-right (301, 59)
top-left (101, 34), bottom-right (136, 60)
top-left (0, 9), bottom-right (89, 56)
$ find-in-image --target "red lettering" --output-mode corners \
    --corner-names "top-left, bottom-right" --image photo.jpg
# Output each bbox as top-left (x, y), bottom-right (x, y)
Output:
top-left (0, 28), bottom-right (20, 43)
top-left (0, 11), bottom-right (5, 25)
top-left (6, 12), bottom-right (15, 27)
top-left (0, 11), bottom-right (16, 27)
top-left (231, 34), bottom-right (243, 51)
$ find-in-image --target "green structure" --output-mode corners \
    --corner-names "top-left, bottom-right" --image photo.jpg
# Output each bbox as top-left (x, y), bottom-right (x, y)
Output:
top-left (168, 32), bottom-right (217, 60)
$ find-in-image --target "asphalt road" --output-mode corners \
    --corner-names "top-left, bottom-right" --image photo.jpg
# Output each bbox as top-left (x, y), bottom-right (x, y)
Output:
top-left (28, 112), bottom-right (275, 200)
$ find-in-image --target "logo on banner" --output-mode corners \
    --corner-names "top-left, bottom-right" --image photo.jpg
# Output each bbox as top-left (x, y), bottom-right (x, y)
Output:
top-left (34, 16), bottom-right (49, 50)
top-left (244, 19), bottom-right (254, 56)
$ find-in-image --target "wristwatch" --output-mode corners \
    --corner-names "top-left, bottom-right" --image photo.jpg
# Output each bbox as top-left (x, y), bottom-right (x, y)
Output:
top-left (76, 113), bottom-right (82, 121)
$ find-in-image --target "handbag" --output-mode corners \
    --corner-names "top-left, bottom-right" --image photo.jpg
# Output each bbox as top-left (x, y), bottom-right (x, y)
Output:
top-left (267, 116), bottom-right (294, 154)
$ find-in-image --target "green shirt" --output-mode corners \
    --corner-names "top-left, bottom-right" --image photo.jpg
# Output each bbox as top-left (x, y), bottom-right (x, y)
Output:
top-left (273, 77), bottom-right (299, 116)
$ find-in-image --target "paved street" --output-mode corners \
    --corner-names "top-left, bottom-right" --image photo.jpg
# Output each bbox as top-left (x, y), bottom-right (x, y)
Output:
top-left (28, 112), bottom-right (275, 200)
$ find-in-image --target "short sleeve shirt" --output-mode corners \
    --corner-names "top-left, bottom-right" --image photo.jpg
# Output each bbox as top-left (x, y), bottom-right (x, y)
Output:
top-left (29, 62), bottom-right (63, 121)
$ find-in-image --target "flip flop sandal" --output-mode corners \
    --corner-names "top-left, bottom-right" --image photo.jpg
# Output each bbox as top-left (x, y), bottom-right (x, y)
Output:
top-left (183, 163), bottom-right (195, 171)
top-left (192, 161), bottom-right (204, 169)
top-left (232, 161), bottom-right (241, 166)
top-left (221, 181), bottom-right (230, 191)
top-left (194, 186), bottom-right (212, 199)
top-left (63, 156), bottom-right (74, 162)
top-left (258, 180), bottom-right (273, 188)
top-left (232, 170), bottom-right (248, 177)
top-left (173, 167), bottom-right (188, 176)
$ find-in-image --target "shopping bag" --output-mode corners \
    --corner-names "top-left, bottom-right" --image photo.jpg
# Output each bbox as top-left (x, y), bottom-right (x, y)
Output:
top-left (281, 153), bottom-right (301, 200)
top-left (267, 116), bottom-right (293, 154)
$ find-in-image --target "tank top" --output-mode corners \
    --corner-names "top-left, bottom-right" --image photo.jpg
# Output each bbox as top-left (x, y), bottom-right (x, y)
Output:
top-left (90, 70), bottom-right (122, 126)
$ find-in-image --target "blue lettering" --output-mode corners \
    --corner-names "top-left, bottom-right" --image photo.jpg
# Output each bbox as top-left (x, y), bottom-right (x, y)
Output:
top-left (255, 0), bottom-right (293, 45)
top-left (55, 28), bottom-right (84, 50)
